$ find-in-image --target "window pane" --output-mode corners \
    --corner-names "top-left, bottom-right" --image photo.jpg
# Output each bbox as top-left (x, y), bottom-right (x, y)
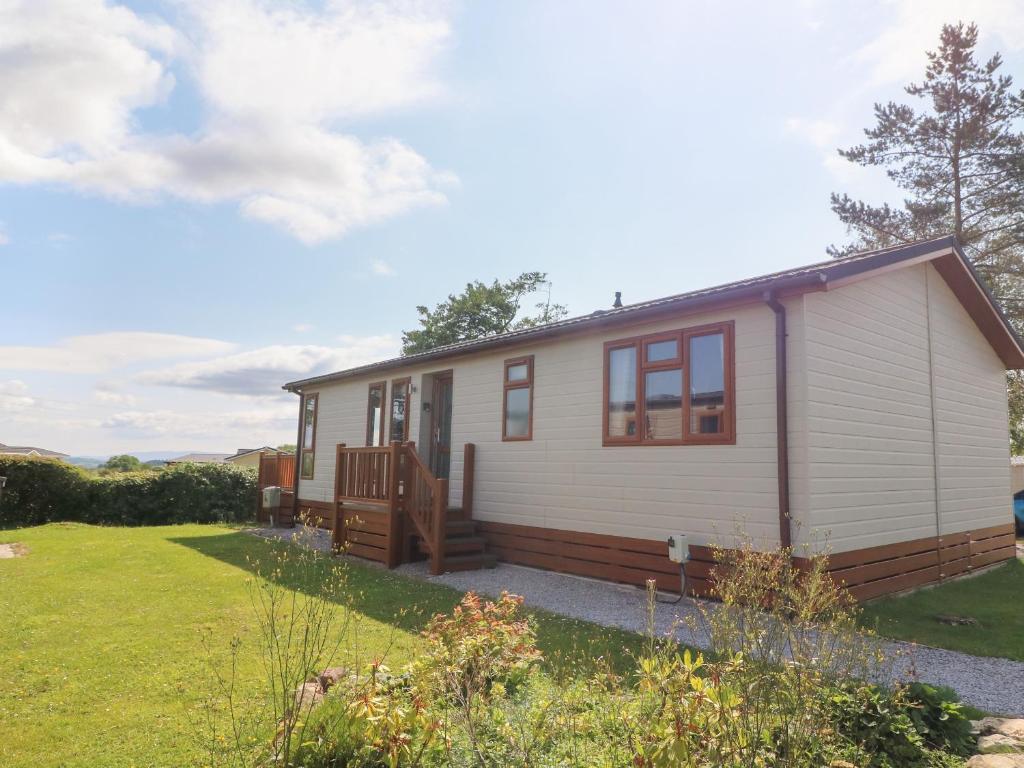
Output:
top-left (301, 451), bottom-right (314, 478)
top-left (504, 387), bottom-right (530, 437)
top-left (644, 369), bottom-right (683, 440)
top-left (646, 338), bottom-right (678, 363)
top-left (506, 363), bottom-right (529, 383)
top-left (690, 333), bottom-right (725, 434)
top-left (607, 346), bottom-right (637, 437)
top-left (303, 397), bottom-right (316, 447)
top-left (367, 386), bottom-right (383, 445)
top-left (390, 382), bottom-right (408, 442)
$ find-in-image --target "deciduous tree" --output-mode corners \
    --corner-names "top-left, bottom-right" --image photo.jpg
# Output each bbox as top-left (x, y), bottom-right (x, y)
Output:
top-left (401, 272), bottom-right (567, 355)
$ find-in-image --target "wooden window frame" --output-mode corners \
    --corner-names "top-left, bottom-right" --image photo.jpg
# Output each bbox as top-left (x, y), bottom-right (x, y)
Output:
top-left (602, 321), bottom-right (735, 446)
top-left (684, 324), bottom-right (736, 444)
top-left (366, 381), bottom-right (387, 447)
top-left (300, 392), bottom-right (318, 479)
top-left (389, 376), bottom-right (412, 443)
top-left (502, 355), bottom-right (534, 441)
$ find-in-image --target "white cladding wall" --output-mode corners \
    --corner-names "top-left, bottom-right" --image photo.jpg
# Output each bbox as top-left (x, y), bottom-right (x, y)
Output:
top-left (298, 301), bottom-right (799, 548)
top-left (802, 263), bottom-right (1011, 553)
top-left (297, 262), bottom-right (1012, 556)
top-left (928, 269), bottom-right (1012, 533)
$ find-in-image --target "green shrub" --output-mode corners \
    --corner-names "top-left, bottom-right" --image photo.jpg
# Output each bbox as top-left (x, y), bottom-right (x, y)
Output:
top-left (0, 456), bottom-right (92, 525)
top-left (825, 681), bottom-right (926, 767)
top-left (0, 456), bottom-right (256, 527)
top-left (905, 682), bottom-right (975, 757)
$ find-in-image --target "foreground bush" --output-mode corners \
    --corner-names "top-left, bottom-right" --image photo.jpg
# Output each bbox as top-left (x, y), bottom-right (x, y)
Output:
top-left (203, 529), bottom-right (974, 768)
top-left (0, 456), bottom-right (256, 526)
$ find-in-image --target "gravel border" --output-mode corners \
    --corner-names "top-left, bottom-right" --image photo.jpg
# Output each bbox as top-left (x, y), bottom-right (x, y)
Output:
top-left (248, 527), bottom-right (1024, 715)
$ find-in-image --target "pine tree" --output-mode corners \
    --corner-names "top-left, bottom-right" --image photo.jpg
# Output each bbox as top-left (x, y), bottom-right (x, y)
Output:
top-left (831, 22), bottom-right (1024, 449)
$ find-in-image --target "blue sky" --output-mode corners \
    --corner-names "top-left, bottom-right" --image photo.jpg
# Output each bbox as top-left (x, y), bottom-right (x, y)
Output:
top-left (2, 0), bottom-right (1023, 456)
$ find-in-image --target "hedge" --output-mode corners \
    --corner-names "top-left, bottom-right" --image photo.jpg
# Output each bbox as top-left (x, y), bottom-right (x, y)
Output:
top-left (0, 456), bottom-right (257, 527)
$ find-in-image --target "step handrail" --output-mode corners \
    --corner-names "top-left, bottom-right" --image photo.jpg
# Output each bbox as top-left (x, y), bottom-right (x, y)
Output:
top-left (401, 441), bottom-right (448, 575)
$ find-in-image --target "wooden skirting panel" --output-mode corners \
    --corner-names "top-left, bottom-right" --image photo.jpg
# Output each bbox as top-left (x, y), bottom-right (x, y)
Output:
top-left (294, 498), bottom-right (334, 530)
top-left (479, 520), bottom-right (1016, 602)
top-left (292, 499), bottom-right (391, 565)
top-left (477, 521), bottom-right (686, 593)
top-left (340, 504), bottom-right (390, 564)
top-left (798, 523), bottom-right (1017, 602)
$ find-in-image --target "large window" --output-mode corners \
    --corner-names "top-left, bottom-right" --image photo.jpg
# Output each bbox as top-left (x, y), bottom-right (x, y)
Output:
top-left (603, 321), bottom-right (734, 445)
top-left (389, 377), bottom-right (411, 443)
top-left (502, 355), bottom-right (533, 440)
top-left (366, 382), bottom-right (386, 446)
top-left (300, 393), bottom-right (318, 479)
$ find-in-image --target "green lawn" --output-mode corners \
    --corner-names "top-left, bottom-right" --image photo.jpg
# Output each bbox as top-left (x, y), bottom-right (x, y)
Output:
top-left (0, 524), bottom-right (643, 768)
top-left (860, 557), bottom-right (1024, 661)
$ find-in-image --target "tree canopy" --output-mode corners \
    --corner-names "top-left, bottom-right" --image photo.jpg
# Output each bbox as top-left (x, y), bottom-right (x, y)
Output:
top-left (102, 454), bottom-right (145, 472)
top-left (830, 22), bottom-right (1024, 450)
top-left (401, 272), bottom-right (567, 356)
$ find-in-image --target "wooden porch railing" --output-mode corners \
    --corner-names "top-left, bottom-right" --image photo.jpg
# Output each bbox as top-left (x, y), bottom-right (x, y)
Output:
top-left (333, 440), bottom-right (465, 575)
top-left (336, 445), bottom-right (394, 503)
top-left (403, 442), bottom-right (449, 575)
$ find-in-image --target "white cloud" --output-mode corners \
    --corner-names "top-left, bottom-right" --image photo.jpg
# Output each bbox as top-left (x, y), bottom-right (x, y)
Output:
top-left (0, 224), bottom-right (8, 246)
top-left (137, 336), bottom-right (400, 396)
top-left (852, 0), bottom-right (1024, 86)
top-left (0, 0), bottom-right (455, 244)
top-left (93, 382), bottom-right (138, 406)
top-left (292, 323), bottom-right (314, 333)
top-left (0, 379), bottom-right (34, 412)
top-left (784, 117), bottom-right (839, 150)
top-left (102, 404), bottom-right (296, 439)
top-left (371, 258), bottom-right (397, 277)
top-left (189, 0), bottom-right (449, 123)
top-left (0, 332), bottom-right (235, 374)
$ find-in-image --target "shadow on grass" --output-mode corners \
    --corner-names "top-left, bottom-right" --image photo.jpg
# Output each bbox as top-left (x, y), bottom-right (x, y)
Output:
top-left (170, 528), bottom-right (646, 678)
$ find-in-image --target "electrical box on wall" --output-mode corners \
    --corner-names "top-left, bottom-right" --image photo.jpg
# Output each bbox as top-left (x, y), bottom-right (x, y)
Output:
top-left (667, 534), bottom-right (689, 563)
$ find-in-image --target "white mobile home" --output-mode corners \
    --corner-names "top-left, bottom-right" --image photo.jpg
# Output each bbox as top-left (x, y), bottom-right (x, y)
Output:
top-left (282, 237), bottom-right (1021, 600)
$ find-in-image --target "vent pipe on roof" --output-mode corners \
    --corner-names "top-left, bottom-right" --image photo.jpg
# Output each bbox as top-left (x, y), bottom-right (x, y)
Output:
top-left (613, 291), bottom-right (623, 309)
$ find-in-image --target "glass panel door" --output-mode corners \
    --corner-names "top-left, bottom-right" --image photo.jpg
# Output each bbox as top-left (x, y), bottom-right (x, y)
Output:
top-left (430, 373), bottom-right (453, 479)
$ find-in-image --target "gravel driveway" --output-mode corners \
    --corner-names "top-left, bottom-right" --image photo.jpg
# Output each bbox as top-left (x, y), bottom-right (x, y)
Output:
top-left (248, 527), bottom-right (1024, 715)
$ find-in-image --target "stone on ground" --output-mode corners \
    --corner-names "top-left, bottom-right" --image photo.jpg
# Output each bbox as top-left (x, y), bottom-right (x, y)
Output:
top-left (967, 755), bottom-right (1024, 767)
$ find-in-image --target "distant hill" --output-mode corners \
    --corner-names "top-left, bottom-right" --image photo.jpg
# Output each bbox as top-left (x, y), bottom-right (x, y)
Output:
top-left (67, 456), bottom-right (105, 469)
top-left (67, 450), bottom-right (195, 468)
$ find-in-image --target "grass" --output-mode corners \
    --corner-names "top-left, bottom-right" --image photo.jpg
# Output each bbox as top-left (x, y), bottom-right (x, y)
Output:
top-left (859, 557), bottom-right (1024, 662)
top-left (0, 523), bottom-right (644, 768)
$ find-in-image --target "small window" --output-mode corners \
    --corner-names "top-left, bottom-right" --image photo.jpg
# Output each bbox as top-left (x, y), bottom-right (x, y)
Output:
top-left (603, 322), bottom-right (734, 445)
top-left (606, 345), bottom-right (637, 439)
top-left (686, 329), bottom-right (729, 440)
top-left (502, 355), bottom-right (533, 440)
top-left (300, 393), bottom-right (318, 479)
top-left (389, 378), bottom-right (411, 443)
top-left (366, 382), bottom-right (386, 446)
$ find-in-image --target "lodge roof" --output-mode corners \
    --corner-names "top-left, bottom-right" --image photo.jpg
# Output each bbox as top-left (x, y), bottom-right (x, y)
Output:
top-left (284, 236), bottom-right (1024, 391)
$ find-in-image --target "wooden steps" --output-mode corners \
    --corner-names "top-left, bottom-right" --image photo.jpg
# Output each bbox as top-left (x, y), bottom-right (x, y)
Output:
top-left (414, 508), bottom-right (495, 572)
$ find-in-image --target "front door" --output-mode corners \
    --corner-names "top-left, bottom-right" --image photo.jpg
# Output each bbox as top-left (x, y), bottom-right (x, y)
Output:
top-left (430, 373), bottom-right (453, 479)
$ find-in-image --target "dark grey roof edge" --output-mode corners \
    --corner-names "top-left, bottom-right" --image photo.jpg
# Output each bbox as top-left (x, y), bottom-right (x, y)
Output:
top-left (948, 239), bottom-right (1024, 357)
top-left (284, 235), bottom-right (1005, 391)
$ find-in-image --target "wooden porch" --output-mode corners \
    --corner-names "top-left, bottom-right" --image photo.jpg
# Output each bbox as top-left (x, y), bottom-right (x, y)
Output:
top-left (331, 441), bottom-right (494, 575)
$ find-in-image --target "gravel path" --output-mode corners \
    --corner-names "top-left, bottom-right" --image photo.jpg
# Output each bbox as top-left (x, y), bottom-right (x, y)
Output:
top-left (247, 527), bottom-right (1024, 715)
